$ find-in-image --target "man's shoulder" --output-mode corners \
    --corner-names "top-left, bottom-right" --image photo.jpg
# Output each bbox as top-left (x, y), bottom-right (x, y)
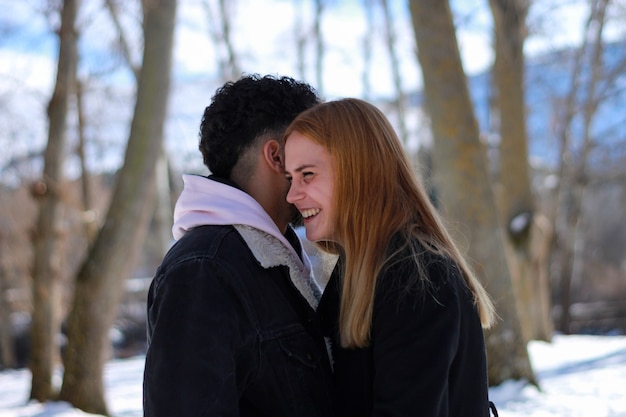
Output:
top-left (160, 225), bottom-right (251, 267)
top-left (152, 225), bottom-right (261, 291)
top-left (173, 224), bottom-right (243, 249)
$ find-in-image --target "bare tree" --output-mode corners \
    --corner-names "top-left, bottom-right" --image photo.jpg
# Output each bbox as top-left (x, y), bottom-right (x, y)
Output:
top-left (203, 0), bottom-right (241, 81)
top-left (75, 80), bottom-right (101, 246)
top-left (58, 0), bottom-right (178, 413)
top-left (294, 0), bottom-right (308, 81)
top-left (314, 0), bottom-right (325, 95)
top-left (106, 0), bottom-right (172, 259)
top-left (0, 186), bottom-right (37, 370)
top-left (409, 0), bottom-right (536, 385)
top-left (361, 0), bottom-right (375, 100)
top-left (29, 0), bottom-right (79, 402)
top-left (0, 271), bottom-right (15, 369)
top-left (381, 0), bottom-right (409, 144)
top-left (552, 0), bottom-right (611, 334)
top-left (292, 0), bottom-right (325, 96)
top-left (105, 0), bottom-right (141, 79)
top-left (488, 0), bottom-right (553, 341)
top-left (0, 215), bottom-right (20, 369)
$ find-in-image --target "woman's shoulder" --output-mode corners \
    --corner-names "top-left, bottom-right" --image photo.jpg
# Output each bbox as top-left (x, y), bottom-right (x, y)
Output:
top-left (382, 234), bottom-right (458, 276)
top-left (377, 235), bottom-right (467, 303)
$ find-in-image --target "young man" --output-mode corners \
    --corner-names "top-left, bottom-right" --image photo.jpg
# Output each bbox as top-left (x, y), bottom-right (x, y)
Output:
top-left (143, 74), bottom-right (335, 417)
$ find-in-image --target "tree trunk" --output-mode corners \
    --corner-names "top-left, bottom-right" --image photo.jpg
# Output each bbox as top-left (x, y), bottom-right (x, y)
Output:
top-left (202, 0), bottom-right (240, 82)
top-left (105, 0), bottom-right (141, 78)
top-left (561, 0), bottom-right (609, 333)
top-left (154, 154), bottom-right (173, 256)
top-left (409, 0), bottom-right (535, 386)
top-left (361, 0), bottom-right (374, 100)
top-left (314, 0), bottom-right (324, 96)
top-left (29, 0), bottom-right (79, 402)
top-left (381, 0), bottom-right (409, 144)
top-left (58, 0), bottom-right (177, 414)
top-left (217, 0), bottom-right (241, 79)
top-left (294, 0), bottom-right (307, 81)
top-left (0, 274), bottom-right (16, 369)
top-left (529, 213), bottom-right (554, 341)
top-left (76, 81), bottom-right (99, 245)
top-left (488, 0), bottom-right (553, 342)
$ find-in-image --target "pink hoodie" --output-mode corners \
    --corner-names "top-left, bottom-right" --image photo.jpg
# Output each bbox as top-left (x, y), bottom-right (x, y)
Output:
top-left (175, 173), bottom-right (291, 240)
top-left (172, 174), bottom-right (320, 307)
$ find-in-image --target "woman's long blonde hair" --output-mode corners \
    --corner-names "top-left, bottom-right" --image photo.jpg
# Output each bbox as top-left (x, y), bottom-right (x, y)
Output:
top-left (284, 98), bottom-right (495, 348)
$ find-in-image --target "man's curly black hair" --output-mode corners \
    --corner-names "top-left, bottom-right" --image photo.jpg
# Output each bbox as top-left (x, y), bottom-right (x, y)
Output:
top-left (199, 74), bottom-right (321, 179)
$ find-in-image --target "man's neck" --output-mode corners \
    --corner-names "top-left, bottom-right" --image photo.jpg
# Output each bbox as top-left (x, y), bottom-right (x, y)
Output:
top-left (230, 174), bottom-right (289, 234)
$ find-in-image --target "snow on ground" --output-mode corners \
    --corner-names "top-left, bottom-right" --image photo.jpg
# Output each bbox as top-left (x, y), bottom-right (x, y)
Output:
top-left (490, 334), bottom-right (626, 416)
top-left (0, 334), bottom-right (625, 416)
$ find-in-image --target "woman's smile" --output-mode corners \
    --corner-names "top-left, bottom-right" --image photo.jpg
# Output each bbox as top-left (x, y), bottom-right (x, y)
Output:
top-left (284, 131), bottom-right (335, 243)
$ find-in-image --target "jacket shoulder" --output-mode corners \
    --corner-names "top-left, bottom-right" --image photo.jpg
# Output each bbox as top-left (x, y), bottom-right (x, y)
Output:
top-left (160, 225), bottom-right (248, 266)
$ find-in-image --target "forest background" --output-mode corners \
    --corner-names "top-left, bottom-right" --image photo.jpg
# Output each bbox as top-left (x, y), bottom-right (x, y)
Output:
top-left (0, 0), bottom-right (625, 415)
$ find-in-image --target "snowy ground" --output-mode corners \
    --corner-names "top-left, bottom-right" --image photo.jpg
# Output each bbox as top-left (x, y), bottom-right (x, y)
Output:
top-left (0, 334), bottom-right (625, 416)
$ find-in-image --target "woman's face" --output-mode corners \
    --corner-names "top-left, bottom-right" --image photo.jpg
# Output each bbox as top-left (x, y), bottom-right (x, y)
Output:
top-left (284, 131), bottom-right (335, 243)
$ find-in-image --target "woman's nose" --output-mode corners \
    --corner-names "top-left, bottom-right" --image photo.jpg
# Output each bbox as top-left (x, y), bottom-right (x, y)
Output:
top-left (286, 182), bottom-right (302, 204)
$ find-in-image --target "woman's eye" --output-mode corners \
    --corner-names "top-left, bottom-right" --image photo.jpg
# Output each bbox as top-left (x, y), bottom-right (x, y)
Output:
top-left (302, 171), bottom-right (314, 179)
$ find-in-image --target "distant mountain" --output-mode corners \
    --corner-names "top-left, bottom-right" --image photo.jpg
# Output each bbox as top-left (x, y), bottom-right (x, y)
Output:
top-left (409, 40), bottom-right (626, 169)
top-left (475, 40), bottom-right (626, 168)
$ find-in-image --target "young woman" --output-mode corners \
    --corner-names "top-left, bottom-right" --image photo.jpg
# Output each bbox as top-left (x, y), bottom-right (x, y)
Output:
top-left (284, 98), bottom-right (498, 417)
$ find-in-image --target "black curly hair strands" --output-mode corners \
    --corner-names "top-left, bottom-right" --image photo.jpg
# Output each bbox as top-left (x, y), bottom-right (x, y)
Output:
top-left (198, 74), bottom-right (321, 179)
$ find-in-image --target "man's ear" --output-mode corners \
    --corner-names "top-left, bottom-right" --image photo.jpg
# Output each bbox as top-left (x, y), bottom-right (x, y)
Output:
top-left (263, 140), bottom-right (285, 173)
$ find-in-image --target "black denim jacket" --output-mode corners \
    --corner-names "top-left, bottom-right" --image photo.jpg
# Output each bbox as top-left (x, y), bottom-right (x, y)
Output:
top-left (143, 225), bottom-right (336, 417)
top-left (318, 237), bottom-right (491, 416)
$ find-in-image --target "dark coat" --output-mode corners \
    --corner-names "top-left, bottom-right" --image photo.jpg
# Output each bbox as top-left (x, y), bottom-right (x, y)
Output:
top-left (318, 238), bottom-right (491, 417)
top-left (143, 225), bottom-right (336, 417)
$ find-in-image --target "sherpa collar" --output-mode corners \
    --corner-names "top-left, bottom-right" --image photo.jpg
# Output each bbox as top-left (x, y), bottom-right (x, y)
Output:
top-left (234, 225), bottom-right (321, 308)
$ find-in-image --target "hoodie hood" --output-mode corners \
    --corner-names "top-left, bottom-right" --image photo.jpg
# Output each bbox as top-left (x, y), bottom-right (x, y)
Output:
top-left (173, 174), bottom-right (291, 249)
top-left (172, 174), bottom-right (321, 308)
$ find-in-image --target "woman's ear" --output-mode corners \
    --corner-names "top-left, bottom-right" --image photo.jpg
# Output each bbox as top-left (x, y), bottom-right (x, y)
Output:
top-left (263, 140), bottom-right (285, 173)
